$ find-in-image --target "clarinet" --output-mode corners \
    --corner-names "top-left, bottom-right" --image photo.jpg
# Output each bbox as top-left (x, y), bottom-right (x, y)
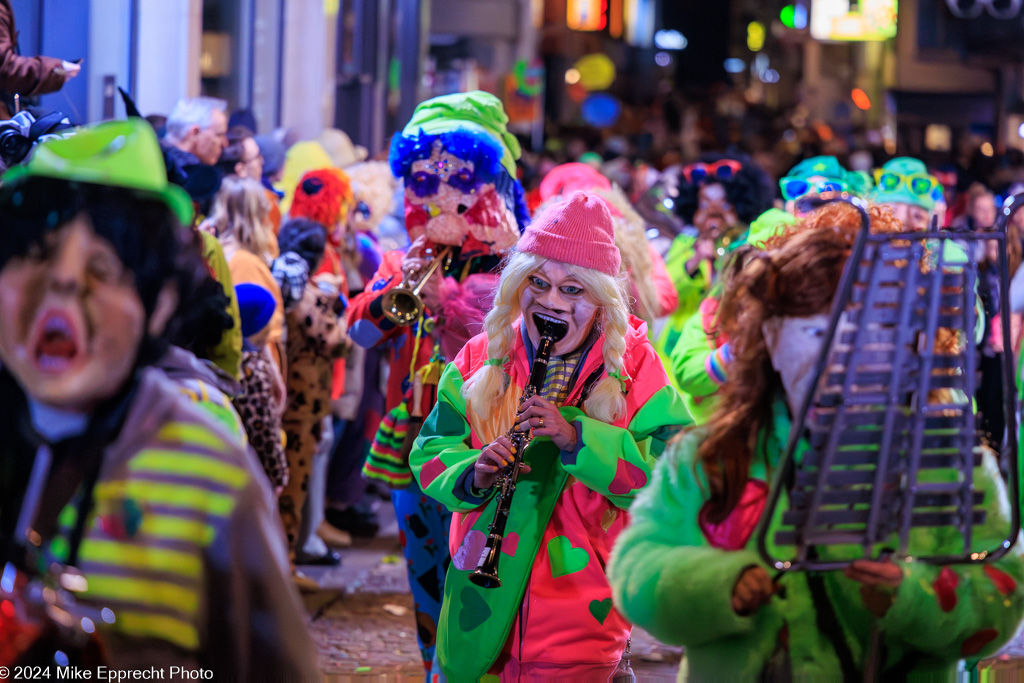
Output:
top-left (470, 315), bottom-right (568, 588)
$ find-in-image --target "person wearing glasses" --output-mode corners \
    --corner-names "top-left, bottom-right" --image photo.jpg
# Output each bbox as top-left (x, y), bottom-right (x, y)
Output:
top-left (348, 91), bottom-right (529, 676)
top-left (778, 156), bottom-right (865, 216)
top-left (610, 217), bottom-right (1024, 681)
top-left (663, 156), bottom-right (855, 422)
top-left (869, 157), bottom-right (943, 231)
top-left (656, 154), bottom-right (773, 373)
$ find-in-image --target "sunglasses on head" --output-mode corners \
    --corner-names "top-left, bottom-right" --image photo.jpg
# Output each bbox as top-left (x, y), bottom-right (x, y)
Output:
top-left (779, 177), bottom-right (849, 202)
top-left (408, 167), bottom-right (481, 198)
top-left (682, 159), bottom-right (743, 184)
top-left (872, 169), bottom-right (939, 197)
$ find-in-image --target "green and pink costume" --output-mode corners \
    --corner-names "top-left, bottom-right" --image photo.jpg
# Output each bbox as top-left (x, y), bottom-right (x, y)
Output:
top-left (410, 316), bottom-right (688, 679)
top-left (610, 400), bottom-right (1024, 680)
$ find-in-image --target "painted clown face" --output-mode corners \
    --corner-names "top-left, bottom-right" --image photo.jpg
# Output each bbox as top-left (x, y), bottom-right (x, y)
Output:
top-left (403, 143), bottom-right (519, 255)
top-left (519, 260), bottom-right (600, 357)
top-left (693, 183), bottom-right (738, 241)
top-left (0, 215), bottom-right (158, 413)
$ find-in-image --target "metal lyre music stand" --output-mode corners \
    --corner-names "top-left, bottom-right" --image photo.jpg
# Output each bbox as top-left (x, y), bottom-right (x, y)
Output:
top-left (757, 194), bottom-right (1021, 572)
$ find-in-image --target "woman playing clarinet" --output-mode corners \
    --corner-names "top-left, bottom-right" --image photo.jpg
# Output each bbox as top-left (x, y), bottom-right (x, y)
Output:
top-left (409, 192), bottom-right (689, 680)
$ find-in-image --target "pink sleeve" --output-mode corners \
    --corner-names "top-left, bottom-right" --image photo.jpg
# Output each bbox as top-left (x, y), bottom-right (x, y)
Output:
top-left (648, 243), bottom-right (678, 316)
top-left (435, 272), bottom-right (500, 361)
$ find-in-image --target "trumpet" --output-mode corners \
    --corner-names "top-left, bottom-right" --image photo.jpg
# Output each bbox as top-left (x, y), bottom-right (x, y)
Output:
top-left (382, 245), bottom-right (454, 325)
top-left (470, 314), bottom-right (569, 588)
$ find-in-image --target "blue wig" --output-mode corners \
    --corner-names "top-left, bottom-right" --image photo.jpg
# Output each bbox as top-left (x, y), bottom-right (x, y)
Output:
top-left (389, 128), bottom-right (529, 231)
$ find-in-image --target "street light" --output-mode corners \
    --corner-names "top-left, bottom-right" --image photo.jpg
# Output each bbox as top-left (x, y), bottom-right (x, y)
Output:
top-left (654, 29), bottom-right (688, 50)
top-left (851, 88), bottom-right (871, 110)
top-left (724, 58), bottom-right (746, 73)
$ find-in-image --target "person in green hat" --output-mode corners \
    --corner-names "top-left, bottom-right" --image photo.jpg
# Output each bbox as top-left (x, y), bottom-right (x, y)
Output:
top-left (663, 155), bottom-right (855, 423)
top-left (869, 156), bottom-right (940, 231)
top-left (610, 223), bottom-right (1024, 682)
top-left (349, 90), bottom-right (530, 675)
top-left (779, 155), bottom-right (861, 217)
top-left (0, 119), bottom-right (317, 676)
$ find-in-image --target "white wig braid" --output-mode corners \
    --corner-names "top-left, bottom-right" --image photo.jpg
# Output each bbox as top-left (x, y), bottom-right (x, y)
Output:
top-left (462, 250), bottom-right (630, 424)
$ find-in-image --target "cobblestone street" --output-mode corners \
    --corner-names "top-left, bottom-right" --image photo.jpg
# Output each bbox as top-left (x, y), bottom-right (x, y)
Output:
top-left (302, 502), bottom-right (1024, 681)
top-left (301, 502), bottom-right (682, 680)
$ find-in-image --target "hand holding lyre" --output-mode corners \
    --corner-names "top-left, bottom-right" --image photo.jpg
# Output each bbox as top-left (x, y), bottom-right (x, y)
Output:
top-left (516, 395), bottom-right (576, 451)
top-left (731, 566), bottom-right (777, 615)
top-left (843, 558), bottom-right (903, 617)
top-left (474, 436), bottom-right (530, 490)
top-left (843, 558), bottom-right (904, 587)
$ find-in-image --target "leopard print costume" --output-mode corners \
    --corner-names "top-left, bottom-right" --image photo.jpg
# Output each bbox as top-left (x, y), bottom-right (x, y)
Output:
top-left (279, 283), bottom-right (349, 553)
top-left (234, 346), bottom-right (288, 489)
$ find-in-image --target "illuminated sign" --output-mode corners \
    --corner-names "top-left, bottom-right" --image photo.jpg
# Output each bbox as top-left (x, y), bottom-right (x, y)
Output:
top-left (851, 88), bottom-right (871, 109)
top-left (780, 4), bottom-right (808, 29)
top-left (574, 53), bottom-right (616, 90)
top-left (624, 0), bottom-right (655, 46)
top-left (747, 22), bottom-right (766, 51)
top-left (568, 0), bottom-right (608, 31)
top-left (810, 0), bottom-right (897, 41)
top-left (609, 0), bottom-right (623, 38)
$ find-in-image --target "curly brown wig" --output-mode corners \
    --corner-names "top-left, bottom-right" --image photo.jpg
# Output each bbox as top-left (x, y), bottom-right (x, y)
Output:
top-left (697, 201), bottom-right (909, 524)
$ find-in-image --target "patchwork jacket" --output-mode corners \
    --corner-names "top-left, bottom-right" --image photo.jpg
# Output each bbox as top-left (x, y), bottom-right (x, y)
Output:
top-left (410, 316), bottom-right (688, 679)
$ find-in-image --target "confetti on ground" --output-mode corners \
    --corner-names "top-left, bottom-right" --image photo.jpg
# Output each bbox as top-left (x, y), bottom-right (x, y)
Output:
top-left (383, 603), bottom-right (408, 617)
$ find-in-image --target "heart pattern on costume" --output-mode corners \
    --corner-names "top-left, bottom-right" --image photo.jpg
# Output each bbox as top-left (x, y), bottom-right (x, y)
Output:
top-left (452, 530), bottom-right (488, 571)
top-left (419, 456), bottom-right (448, 489)
top-left (607, 459), bottom-right (648, 495)
top-left (589, 598), bottom-right (613, 624)
top-left (547, 535), bottom-right (589, 578)
top-left (458, 586), bottom-right (492, 632)
top-left (501, 532), bottom-right (519, 558)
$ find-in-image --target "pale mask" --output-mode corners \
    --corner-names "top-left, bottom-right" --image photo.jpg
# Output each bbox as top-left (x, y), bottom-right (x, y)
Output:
top-left (0, 215), bottom-right (175, 413)
top-left (762, 314), bottom-right (830, 417)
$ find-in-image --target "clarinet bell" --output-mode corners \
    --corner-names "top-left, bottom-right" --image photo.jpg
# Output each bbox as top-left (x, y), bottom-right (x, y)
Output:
top-left (469, 567), bottom-right (502, 588)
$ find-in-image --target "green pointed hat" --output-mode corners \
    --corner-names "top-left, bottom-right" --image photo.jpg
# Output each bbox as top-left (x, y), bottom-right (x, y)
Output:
top-left (401, 91), bottom-right (521, 177)
top-left (3, 118), bottom-right (194, 225)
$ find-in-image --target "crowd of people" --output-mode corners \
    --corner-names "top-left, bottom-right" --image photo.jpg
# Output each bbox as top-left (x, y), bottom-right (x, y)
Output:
top-left (2, 86), bottom-right (1024, 682)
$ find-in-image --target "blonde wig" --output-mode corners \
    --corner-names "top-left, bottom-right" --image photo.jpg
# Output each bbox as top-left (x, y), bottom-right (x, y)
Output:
top-left (347, 161), bottom-right (398, 233)
top-left (462, 250), bottom-right (631, 426)
top-left (532, 191), bottom-right (659, 323)
top-left (209, 176), bottom-right (277, 261)
top-left (594, 186), bottom-right (660, 322)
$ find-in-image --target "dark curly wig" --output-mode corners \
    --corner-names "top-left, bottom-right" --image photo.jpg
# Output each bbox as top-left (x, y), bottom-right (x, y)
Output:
top-left (674, 153), bottom-right (774, 226)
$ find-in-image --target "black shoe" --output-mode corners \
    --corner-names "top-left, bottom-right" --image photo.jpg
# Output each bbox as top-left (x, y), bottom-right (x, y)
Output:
top-left (325, 505), bottom-right (380, 538)
top-left (296, 549), bottom-right (343, 566)
top-left (365, 481), bottom-right (394, 502)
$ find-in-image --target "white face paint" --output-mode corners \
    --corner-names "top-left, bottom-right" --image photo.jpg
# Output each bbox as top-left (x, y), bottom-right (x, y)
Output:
top-left (762, 314), bottom-right (830, 417)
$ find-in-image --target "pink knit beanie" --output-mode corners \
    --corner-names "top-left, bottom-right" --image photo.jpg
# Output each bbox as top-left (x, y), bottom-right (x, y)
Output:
top-left (539, 162), bottom-right (611, 202)
top-left (518, 191), bottom-right (620, 276)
